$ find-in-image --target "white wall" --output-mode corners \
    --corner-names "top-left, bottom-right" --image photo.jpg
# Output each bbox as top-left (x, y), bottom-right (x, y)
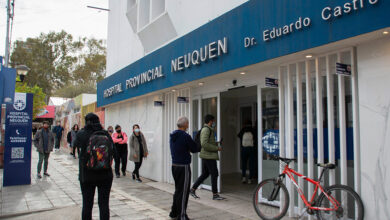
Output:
top-left (358, 36), bottom-right (390, 220)
top-left (105, 94), bottom-right (164, 181)
top-left (106, 0), bottom-right (248, 76)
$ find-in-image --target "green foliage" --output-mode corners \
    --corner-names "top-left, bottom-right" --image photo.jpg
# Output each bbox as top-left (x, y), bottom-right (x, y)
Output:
top-left (15, 83), bottom-right (46, 119)
top-left (53, 82), bottom-right (96, 98)
top-left (10, 30), bottom-right (105, 97)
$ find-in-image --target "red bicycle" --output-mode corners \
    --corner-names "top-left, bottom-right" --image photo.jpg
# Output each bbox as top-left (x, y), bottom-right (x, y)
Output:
top-left (253, 155), bottom-right (364, 220)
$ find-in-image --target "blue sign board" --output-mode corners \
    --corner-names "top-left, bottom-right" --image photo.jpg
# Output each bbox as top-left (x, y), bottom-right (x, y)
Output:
top-left (98, 0), bottom-right (390, 107)
top-left (265, 78), bottom-right (279, 88)
top-left (0, 66), bottom-right (16, 104)
top-left (3, 93), bottom-right (33, 187)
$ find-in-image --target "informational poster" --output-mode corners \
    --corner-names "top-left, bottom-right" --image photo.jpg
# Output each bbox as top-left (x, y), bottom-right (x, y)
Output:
top-left (3, 93), bottom-right (33, 186)
top-left (265, 77), bottom-right (278, 88)
top-left (336, 63), bottom-right (352, 76)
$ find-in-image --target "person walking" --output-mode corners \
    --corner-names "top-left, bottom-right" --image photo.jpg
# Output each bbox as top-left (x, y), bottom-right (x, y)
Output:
top-left (71, 124), bottom-right (80, 158)
top-left (112, 125), bottom-right (128, 178)
top-left (237, 120), bottom-right (256, 184)
top-left (52, 121), bottom-right (64, 151)
top-left (33, 121), bottom-right (55, 179)
top-left (169, 117), bottom-right (199, 220)
top-left (74, 113), bottom-right (114, 220)
top-left (190, 114), bottom-right (225, 200)
top-left (107, 126), bottom-right (114, 137)
top-left (129, 124), bottom-right (148, 183)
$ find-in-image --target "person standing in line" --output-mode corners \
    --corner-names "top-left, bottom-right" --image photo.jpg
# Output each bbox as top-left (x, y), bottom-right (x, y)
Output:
top-left (169, 117), bottom-right (199, 220)
top-left (112, 125), bottom-right (128, 178)
top-left (237, 120), bottom-right (256, 184)
top-left (33, 121), bottom-right (55, 179)
top-left (107, 126), bottom-right (114, 137)
top-left (52, 121), bottom-right (64, 151)
top-left (190, 114), bottom-right (225, 200)
top-left (129, 124), bottom-right (148, 183)
top-left (71, 124), bottom-right (80, 158)
top-left (74, 113), bottom-right (114, 220)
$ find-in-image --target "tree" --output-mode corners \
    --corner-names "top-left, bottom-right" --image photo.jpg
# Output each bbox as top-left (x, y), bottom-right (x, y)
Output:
top-left (10, 31), bottom-right (106, 98)
top-left (52, 82), bottom-right (96, 98)
top-left (10, 31), bottom-right (81, 96)
top-left (15, 83), bottom-right (46, 119)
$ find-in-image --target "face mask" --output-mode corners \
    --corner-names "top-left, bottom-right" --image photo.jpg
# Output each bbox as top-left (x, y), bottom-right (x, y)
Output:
top-left (108, 130), bottom-right (113, 133)
top-left (134, 129), bottom-right (140, 133)
top-left (212, 122), bottom-right (216, 128)
top-left (116, 130), bottom-right (121, 133)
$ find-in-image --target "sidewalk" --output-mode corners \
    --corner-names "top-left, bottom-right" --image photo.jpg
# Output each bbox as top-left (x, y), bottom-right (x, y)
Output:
top-left (0, 149), bottom-right (256, 220)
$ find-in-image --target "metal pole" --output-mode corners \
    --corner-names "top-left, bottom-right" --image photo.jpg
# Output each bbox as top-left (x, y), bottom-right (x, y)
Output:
top-left (4, 0), bottom-right (12, 67)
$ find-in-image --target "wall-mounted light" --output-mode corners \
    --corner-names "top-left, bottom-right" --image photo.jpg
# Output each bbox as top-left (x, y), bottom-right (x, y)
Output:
top-left (240, 72), bottom-right (246, 75)
top-left (171, 89), bottom-right (176, 92)
top-left (305, 54), bottom-right (313, 59)
top-left (383, 31), bottom-right (389, 35)
top-left (198, 82), bottom-right (204, 86)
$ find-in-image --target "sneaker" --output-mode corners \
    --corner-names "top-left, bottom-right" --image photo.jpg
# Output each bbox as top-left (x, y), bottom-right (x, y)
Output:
top-left (190, 189), bottom-right (200, 199)
top-left (213, 194), bottom-right (226, 200)
top-left (122, 171), bottom-right (126, 176)
top-left (242, 177), bottom-right (246, 183)
top-left (44, 173), bottom-right (50, 177)
top-left (37, 173), bottom-right (42, 179)
top-left (136, 178), bottom-right (142, 183)
top-left (248, 179), bottom-right (252, 184)
top-left (116, 174), bottom-right (120, 178)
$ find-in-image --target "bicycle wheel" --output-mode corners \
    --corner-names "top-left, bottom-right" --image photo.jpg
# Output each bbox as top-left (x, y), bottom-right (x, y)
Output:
top-left (252, 178), bottom-right (290, 220)
top-left (316, 184), bottom-right (364, 220)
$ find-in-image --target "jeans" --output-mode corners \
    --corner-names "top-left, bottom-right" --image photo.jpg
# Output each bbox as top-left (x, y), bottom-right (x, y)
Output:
top-left (241, 147), bottom-right (255, 179)
top-left (192, 159), bottom-right (219, 194)
top-left (55, 136), bottom-right (61, 149)
top-left (133, 157), bottom-right (143, 179)
top-left (80, 180), bottom-right (112, 220)
top-left (37, 152), bottom-right (50, 174)
top-left (170, 164), bottom-right (191, 220)
top-left (114, 146), bottom-right (128, 175)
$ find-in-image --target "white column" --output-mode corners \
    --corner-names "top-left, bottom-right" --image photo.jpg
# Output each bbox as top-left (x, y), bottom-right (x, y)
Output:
top-left (305, 60), bottom-right (314, 220)
top-left (296, 63), bottom-right (304, 212)
top-left (217, 93), bottom-right (221, 193)
top-left (315, 58), bottom-right (324, 180)
top-left (278, 67), bottom-right (286, 213)
top-left (287, 64), bottom-right (295, 217)
top-left (338, 53), bottom-right (348, 187)
top-left (257, 85), bottom-right (263, 184)
top-left (351, 48), bottom-right (361, 195)
top-left (326, 55), bottom-right (336, 186)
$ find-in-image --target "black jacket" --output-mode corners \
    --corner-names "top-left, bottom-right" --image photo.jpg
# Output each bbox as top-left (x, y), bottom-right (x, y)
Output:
top-left (74, 123), bottom-right (114, 183)
top-left (170, 130), bottom-right (198, 165)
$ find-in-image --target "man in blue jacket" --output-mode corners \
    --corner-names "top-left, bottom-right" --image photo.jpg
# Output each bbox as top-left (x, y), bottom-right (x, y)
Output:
top-left (169, 116), bottom-right (199, 220)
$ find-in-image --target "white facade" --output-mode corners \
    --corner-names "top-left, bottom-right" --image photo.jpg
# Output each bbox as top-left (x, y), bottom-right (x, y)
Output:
top-left (105, 1), bottom-right (390, 219)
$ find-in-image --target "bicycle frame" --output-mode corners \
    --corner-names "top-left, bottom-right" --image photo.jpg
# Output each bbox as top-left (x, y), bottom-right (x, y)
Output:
top-left (281, 164), bottom-right (340, 211)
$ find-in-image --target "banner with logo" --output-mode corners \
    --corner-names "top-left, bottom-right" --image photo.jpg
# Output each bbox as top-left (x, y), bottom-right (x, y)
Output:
top-left (3, 93), bottom-right (33, 186)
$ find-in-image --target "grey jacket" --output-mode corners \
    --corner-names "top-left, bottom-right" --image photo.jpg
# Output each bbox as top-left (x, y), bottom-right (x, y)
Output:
top-left (33, 128), bottom-right (55, 153)
top-left (71, 130), bottom-right (78, 147)
top-left (129, 133), bottom-right (148, 162)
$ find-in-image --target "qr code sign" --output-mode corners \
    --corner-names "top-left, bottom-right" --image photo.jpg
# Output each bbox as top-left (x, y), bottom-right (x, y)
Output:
top-left (11, 147), bottom-right (24, 159)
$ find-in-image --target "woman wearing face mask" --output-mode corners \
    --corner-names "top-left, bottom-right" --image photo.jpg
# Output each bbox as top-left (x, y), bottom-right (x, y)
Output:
top-left (111, 125), bottom-right (128, 178)
top-left (107, 126), bottom-right (114, 136)
top-left (129, 124), bottom-right (148, 182)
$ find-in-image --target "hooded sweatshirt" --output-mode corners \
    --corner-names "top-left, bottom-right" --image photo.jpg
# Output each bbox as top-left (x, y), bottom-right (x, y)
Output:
top-left (170, 130), bottom-right (199, 165)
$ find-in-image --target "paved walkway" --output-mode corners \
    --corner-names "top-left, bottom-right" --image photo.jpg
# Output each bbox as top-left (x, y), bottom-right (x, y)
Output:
top-left (0, 149), bottom-right (258, 220)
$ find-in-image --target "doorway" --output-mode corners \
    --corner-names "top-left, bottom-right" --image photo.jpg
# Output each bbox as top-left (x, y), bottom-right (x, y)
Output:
top-left (220, 86), bottom-right (257, 201)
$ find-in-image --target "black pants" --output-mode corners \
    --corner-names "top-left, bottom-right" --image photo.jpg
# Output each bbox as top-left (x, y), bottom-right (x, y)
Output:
top-left (192, 159), bottom-right (219, 194)
top-left (73, 146), bottom-right (80, 157)
top-left (80, 180), bottom-right (112, 220)
top-left (170, 164), bottom-right (191, 220)
top-left (55, 136), bottom-right (61, 149)
top-left (133, 157), bottom-right (143, 179)
top-left (241, 147), bottom-right (255, 179)
top-left (114, 145), bottom-right (128, 175)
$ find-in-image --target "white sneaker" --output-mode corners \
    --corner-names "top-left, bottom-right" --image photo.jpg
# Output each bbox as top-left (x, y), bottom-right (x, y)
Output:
top-left (242, 177), bottom-right (246, 183)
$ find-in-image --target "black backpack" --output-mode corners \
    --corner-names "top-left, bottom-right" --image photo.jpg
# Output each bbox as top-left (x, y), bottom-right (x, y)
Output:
top-left (194, 127), bottom-right (212, 152)
top-left (85, 130), bottom-right (114, 170)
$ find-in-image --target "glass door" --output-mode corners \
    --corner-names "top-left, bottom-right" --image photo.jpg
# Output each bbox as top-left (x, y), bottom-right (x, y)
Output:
top-left (192, 94), bottom-right (220, 191)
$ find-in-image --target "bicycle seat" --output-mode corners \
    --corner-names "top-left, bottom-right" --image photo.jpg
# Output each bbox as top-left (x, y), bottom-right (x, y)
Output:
top-left (317, 163), bottom-right (337, 169)
top-left (270, 155), bottom-right (297, 164)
